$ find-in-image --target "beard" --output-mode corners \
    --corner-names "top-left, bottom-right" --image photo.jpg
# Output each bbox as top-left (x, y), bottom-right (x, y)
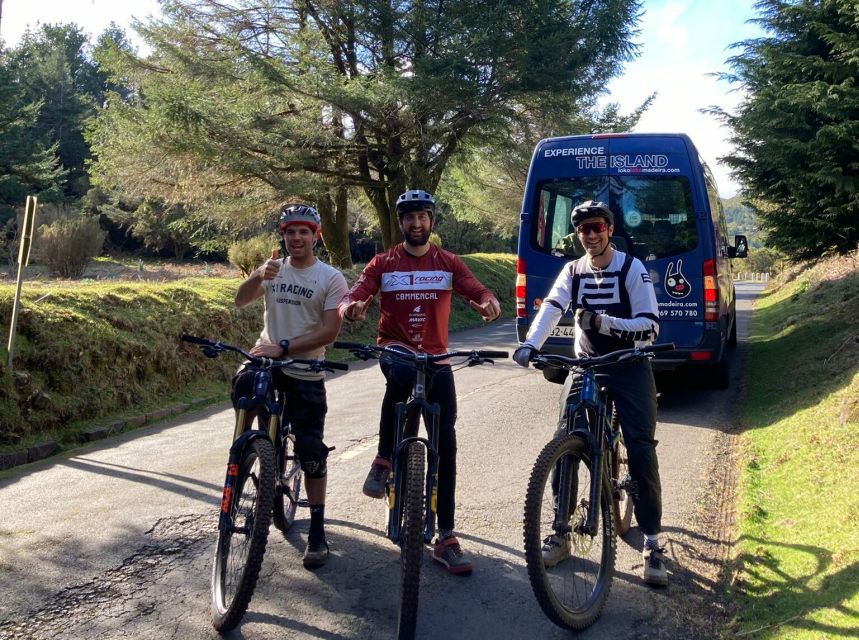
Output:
top-left (405, 228), bottom-right (430, 246)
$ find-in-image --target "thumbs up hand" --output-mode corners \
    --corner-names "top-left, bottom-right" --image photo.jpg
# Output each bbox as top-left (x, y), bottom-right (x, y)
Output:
top-left (260, 248), bottom-right (281, 280)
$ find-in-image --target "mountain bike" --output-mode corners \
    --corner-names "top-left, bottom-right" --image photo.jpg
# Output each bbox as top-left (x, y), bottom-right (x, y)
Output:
top-left (522, 343), bottom-right (674, 630)
top-left (333, 341), bottom-right (508, 640)
top-left (181, 335), bottom-right (348, 633)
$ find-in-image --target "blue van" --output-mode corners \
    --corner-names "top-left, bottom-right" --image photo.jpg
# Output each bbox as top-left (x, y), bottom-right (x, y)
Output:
top-left (515, 133), bottom-right (748, 388)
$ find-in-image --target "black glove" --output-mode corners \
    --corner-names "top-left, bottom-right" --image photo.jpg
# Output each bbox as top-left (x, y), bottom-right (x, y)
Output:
top-left (513, 345), bottom-right (536, 368)
top-left (575, 308), bottom-right (599, 331)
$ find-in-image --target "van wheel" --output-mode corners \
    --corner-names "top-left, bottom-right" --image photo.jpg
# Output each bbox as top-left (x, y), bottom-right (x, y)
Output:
top-left (728, 317), bottom-right (738, 348)
top-left (707, 357), bottom-right (730, 390)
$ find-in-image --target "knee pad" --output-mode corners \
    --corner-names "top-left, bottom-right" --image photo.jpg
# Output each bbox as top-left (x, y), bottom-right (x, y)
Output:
top-left (295, 434), bottom-right (330, 479)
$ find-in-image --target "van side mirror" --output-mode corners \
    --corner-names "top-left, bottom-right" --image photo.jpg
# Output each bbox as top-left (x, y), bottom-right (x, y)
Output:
top-left (733, 235), bottom-right (748, 258)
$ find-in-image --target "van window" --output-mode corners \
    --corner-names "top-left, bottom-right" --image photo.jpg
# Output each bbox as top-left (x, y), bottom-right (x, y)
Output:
top-left (531, 176), bottom-right (698, 260)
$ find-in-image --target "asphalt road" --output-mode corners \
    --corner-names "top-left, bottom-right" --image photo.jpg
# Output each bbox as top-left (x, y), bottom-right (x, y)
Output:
top-left (0, 282), bottom-right (764, 640)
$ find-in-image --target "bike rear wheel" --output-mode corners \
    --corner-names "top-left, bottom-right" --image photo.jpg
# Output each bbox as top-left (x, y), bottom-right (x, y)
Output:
top-left (272, 432), bottom-right (303, 532)
top-left (397, 441), bottom-right (425, 640)
top-left (523, 434), bottom-right (616, 630)
top-left (211, 437), bottom-right (275, 633)
top-left (611, 416), bottom-right (634, 536)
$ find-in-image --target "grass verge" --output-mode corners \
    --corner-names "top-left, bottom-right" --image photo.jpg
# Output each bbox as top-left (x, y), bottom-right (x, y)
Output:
top-left (728, 252), bottom-right (859, 638)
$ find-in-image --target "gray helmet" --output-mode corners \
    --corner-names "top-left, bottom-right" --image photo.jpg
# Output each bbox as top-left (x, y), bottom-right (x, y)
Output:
top-left (395, 189), bottom-right (435, 217)
top-left (277, 204), bottom-right (321, 232)
top-left (571, 200), bottom-right (614, 227)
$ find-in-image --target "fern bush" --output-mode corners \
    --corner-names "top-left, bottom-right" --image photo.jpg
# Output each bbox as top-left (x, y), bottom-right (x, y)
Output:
top-left (35, 216), bottom-right (106, 278)
top-left (228, 235), bottom-right (277, 276)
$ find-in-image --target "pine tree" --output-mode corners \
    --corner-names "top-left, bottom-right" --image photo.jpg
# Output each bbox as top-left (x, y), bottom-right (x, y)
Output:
top-left (712, 0), bottom-right (859, 259)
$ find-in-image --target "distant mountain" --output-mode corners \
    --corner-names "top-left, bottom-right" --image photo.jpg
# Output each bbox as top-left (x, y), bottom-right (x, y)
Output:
top-left (722, 195), bottom-right (762, 248)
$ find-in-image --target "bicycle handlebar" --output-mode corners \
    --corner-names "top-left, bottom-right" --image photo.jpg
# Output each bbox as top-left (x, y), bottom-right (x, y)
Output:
top-left (532, 342), bottom-right (675, 371)
top-left (181, 335), bottom-right (349, 372)
top-left (333, 341), bottom-right (508, 363)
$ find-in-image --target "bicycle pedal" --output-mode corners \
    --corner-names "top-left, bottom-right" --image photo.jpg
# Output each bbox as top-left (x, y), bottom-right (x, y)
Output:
top-left (297, 498), bottom-right (310, 508)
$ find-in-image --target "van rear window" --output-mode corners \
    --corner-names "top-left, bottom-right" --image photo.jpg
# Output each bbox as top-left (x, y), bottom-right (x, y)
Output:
top-left (532, 176), bottom-right (698, 260)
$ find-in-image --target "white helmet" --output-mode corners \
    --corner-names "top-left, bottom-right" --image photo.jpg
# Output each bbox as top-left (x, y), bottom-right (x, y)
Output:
top-left (277, 204), bottom-right (321, 232)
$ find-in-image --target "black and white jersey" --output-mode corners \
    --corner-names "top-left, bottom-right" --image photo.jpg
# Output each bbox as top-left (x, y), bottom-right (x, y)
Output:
top-left (524, 250), bottom-right (659, 357)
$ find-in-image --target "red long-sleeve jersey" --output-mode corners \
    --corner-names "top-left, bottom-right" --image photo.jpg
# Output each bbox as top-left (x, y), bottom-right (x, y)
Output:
top-left (340, 244), bottom-right (496, 355)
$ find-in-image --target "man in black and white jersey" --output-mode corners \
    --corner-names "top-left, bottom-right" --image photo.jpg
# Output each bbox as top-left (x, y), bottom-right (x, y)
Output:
top-left (513, 200), bottom-right (668, 587)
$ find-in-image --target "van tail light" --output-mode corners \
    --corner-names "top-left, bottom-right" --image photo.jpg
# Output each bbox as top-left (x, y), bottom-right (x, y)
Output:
top-left (516, 259), bottom-right (527, 318)
top-left (703, 259), bottom-right (718, 321)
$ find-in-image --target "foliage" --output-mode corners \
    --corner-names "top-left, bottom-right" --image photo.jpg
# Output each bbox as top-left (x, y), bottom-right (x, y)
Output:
top-left (731, 252), bottom-right (859, 637)
top-left (126, 199), bottom-right (193, 258)
top-left (228, 235), bottom-right (276, 276)
top-left (744, 246), bottom-right (784, 275)
top-left (723, 194), bottom-right (762, 248)
top-left (34, 215), bottom-right (106, 277)
top-left (89, 0), bottom-right (644, 252)
top-left (437, 97), bottom-right (654, 240)
top-left (711, 0), bottom-right (859, 259)
top-left (0, 278), bottom-right (260, 446)
top-left (0, 60), bottom-right (66, 222)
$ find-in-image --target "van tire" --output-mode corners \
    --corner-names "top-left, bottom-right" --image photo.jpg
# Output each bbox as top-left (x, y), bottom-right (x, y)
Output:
top-left (707, 357), bottom-right (730, 390)
top-left (728, 316), bottom-right (738, 348)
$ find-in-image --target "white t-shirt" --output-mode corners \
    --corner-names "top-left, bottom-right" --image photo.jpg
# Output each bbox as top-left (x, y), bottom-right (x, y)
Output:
top-left (256, 257), bottom-right (348, 380)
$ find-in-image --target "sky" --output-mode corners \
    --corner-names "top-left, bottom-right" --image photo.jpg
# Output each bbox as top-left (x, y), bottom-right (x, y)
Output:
top-left (1, 0), bottom-right (763, 197)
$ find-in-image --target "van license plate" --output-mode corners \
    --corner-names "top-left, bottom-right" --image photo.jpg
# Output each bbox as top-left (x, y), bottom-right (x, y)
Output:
top-left (550, 326), bottom-right (576, 338)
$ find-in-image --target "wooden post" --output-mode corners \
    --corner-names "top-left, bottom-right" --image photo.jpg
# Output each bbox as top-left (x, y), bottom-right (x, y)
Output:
top-left (7, 196), bottom-right (38, 370)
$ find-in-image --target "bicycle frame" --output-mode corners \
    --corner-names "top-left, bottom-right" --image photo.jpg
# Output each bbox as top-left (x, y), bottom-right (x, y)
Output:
top-left (556, 366), bottom-right (612, 538)
top-left (387, 353), bottom-right (441, 546)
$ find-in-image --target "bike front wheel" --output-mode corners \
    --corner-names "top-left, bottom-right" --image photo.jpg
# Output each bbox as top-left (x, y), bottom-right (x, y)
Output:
top-left (211, 437), bottom-right (275, 633)
top-left (272, 432), bottom-right (303, 532)
top-left (397, 441), bottom-right (425, 640)
top-left (523, 434), bottom-right (616, 631)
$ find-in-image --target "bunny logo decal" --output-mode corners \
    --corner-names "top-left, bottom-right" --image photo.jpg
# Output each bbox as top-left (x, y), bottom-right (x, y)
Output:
top-left (665, 260), bottom-right (691, 299)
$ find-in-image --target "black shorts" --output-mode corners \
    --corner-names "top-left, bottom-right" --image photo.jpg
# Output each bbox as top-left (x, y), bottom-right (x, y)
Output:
top-left (230, 366), bottom-right (327, 442)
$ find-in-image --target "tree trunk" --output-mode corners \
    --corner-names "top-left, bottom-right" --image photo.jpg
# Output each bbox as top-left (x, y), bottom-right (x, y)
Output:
top-left (317, 188), bottom-right (352, 269)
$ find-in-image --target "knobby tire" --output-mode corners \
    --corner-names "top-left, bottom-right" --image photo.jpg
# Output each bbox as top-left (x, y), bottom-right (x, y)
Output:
top-left (272, 433), bottom-right (303, 532)
top-left (397, 441), bottom-right (425, 640)
top-left (523, 434), bottom-right (616, 631)
top-left (612, 428), bottom-right (634, 536)
top-left (211, 437), bottom-right (275, 633)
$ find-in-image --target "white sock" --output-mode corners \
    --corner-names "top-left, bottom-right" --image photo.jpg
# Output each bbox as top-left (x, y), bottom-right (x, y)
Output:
top-left (644, 534), bottom-right (660, 549)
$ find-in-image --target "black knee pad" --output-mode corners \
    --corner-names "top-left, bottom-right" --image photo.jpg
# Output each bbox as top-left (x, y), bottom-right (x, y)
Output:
top-left (295, 434), bottom-right (330, 479)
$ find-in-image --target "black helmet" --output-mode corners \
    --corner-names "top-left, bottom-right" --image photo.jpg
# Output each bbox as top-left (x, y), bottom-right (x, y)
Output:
top-left (277, 204), bottom-right (321, 232)
top-left (571, 200), bottom-right (614, 228)
top-left (395, 189), bottom-right (435, 217)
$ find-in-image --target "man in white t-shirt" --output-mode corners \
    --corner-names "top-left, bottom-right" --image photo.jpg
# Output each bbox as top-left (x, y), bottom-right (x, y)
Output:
top-left (232, 204), bottom-right (348, 568)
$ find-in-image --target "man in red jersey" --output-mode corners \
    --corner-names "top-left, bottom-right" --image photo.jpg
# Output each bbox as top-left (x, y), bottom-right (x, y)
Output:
top-left (339, 189), bottom-right (501, 575)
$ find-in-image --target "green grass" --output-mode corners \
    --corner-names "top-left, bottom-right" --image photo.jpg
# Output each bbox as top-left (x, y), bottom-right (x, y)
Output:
top-left (0, 253), bottom-right (516, 452)
top-left (729, 253), bottom-right (859, 639)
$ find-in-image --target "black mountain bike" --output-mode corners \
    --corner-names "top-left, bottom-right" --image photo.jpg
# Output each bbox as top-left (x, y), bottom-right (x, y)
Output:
top-left (181, 335), bottom-right (348, 633)
top-left (334, 341), bottom-right (507, 640)
top-left (522, 343), bottom-right (673, 630)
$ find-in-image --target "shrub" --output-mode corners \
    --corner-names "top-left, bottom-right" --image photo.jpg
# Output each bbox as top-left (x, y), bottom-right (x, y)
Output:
top-left (228, 234), bottom-right (277, 276)
top-left (35, 215), bottom-right (106, 278)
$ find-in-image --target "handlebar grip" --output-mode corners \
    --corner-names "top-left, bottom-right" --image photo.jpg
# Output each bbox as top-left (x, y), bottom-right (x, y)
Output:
top-left (181, 334), bottom-right (213, 346)
top-left (333, 341), bottom-right (368, 350)
top-left (476, 350), bottom-right (509, 359)
top-left (324, 361), bottom-right (350, 371)
top-left (646, 343), bottom-right (676, 353)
